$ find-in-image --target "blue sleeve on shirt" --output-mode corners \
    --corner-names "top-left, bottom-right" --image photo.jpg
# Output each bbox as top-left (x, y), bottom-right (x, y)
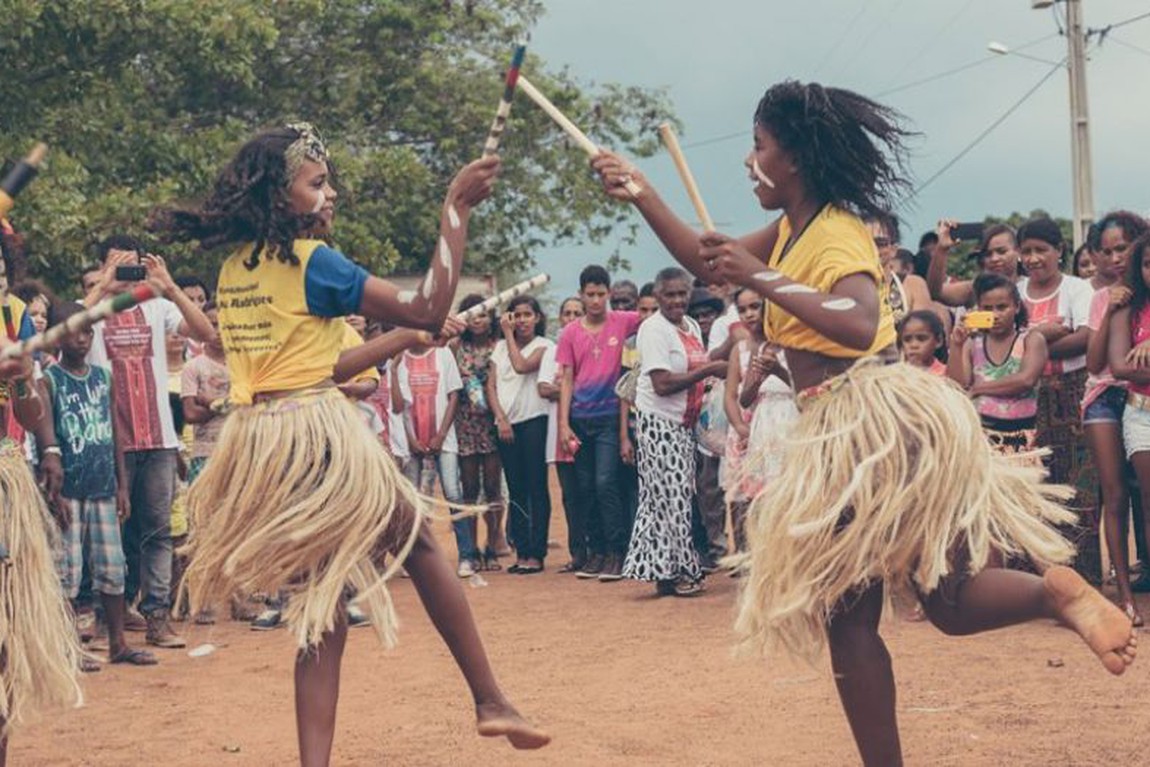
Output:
top-left (304, 245), bottom-right (369, 318)
top-left (17, 312), bottom-right (34, 341)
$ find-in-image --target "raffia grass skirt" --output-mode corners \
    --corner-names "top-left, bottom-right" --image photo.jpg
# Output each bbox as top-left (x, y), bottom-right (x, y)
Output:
top-left (732, 359), bottom-right (1077, 663)
top-left (181, 389), bottom-right (423, 649)
top-left (0, 441), bottom-right (82, 734)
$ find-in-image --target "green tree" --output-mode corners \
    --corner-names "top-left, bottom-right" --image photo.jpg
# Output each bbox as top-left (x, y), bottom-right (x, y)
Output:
top-left (0, 0), bottom-right (674, 295)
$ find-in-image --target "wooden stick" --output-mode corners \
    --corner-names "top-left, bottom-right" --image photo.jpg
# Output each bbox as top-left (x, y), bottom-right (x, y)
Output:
top-left (1, 284), bottom-right (158, 360)
top-left (517, 76), bottom-right (643, 197)
top-left (0, 142), bottom-right (49, 219)
top-left (658, 123), bottom-right (715, 231)
top-left (482, 45), bottom-right (527, 157)
top-left (457, 274), bottom-right (550, 321)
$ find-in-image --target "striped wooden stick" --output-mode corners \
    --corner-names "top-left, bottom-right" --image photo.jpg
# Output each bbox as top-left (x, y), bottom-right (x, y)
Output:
top-left (482, 45), bottom-right (527, 156)
top-left (1, 284), bottom-right (158, 360)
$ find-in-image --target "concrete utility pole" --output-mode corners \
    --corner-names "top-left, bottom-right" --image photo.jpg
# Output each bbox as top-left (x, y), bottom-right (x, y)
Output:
top-left (1035, 0), bottom-right (1094, 249)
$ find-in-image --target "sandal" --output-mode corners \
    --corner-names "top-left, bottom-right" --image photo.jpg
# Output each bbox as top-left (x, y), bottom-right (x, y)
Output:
top-left (110, 647), bottom-right (158, 666)
top-left (1123, 602), bottom-right (1145, 628)
top-left (673, 578), bottom-right (706, 598)
top-left (481, 549), bottom-right (503, 572)
top-left (507, 562), bottom-right (526, 574)
top-left (80, 655), bottom-right (103, 673)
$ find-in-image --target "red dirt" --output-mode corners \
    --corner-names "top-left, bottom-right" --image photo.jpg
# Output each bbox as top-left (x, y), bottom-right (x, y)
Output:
top-left (18, 505), bottom-right (1150, 766)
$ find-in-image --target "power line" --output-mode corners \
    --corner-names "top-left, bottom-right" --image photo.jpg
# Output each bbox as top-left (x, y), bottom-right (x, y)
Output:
top-left (812, 3), bottom-right (871, 77)
top-left (1108, 34), bottom-right (1150, 60)
top-left (834, 0), bottom-right (912, 74)
top-left (881, 0), bottom-right (978, 89)
top-left (1105, 10), bottom-right (1150, 31)
top-left (900, 58), bottom-right (1066, 205)
top-left (875, 56), bottom-right (996, 98)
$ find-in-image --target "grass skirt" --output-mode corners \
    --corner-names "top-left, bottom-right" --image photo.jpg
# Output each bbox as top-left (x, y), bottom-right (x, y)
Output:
top-left (181, 390), bottom-right (423, 649)
top-left (0, 441), bottom-right (82, 734)
top-left (732, 360), bottom-right (1076, 663)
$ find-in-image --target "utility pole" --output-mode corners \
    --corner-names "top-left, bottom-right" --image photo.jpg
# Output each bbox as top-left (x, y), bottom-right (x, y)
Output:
top-left (1064, 0), bottom-right (1094, 249)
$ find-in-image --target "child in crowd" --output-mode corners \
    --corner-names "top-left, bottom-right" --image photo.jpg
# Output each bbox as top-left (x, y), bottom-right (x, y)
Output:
top-left (948, 274), bottom-right (1048, 459)
top-left (721, 289), bottom-right (795, 554)
top-left (898, 309), bottom-right (948, 376)
top-left (395, 335), bottom-right (475, 576)
top-left (44, 302), bottom-right (156, 667)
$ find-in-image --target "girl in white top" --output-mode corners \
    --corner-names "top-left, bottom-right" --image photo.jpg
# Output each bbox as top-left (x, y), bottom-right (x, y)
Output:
top-left (487, 296), bottom-right (554, 573)
top-left (624, 267), bottom-right (727, 597)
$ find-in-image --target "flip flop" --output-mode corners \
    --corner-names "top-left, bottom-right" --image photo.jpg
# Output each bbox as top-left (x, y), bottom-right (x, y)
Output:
top-left (110, 647), bottom-right (158, 666)
top-left (517, 566), bottom-right (544, 575)
top-left (80, 655), bottom-right (103, 673)
top-left (507, 563), bottom-right (525, 574)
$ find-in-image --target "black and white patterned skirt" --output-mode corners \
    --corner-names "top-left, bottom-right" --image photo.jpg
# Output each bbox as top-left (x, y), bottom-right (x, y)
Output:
top-left (623, 410), bottom-right (702, 583)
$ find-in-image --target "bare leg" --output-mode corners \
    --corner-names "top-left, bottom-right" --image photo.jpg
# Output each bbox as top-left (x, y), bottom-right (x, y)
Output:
top-left (924, 566), bottom-right (1136, 674)
top-left (295, 620), bottom-right (348, 767)
top-left (1086, 423), bottom-right (1138, 620)
top-left (481, 451), bottom-right (507, 554)
top-left (827, 581), bottom-right (902, 767)
top-left (403, 522), bottom-right (549, 749)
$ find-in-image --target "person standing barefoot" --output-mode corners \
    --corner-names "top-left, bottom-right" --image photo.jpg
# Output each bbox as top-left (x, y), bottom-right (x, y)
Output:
top-left (592, 81), bottom-right (1135, 766)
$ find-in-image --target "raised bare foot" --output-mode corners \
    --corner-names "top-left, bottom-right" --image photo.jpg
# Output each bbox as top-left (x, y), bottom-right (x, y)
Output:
top-left (475, 700), bottom-right (551, 750)
top-left (1045, 565), bottom-right (1138, 675)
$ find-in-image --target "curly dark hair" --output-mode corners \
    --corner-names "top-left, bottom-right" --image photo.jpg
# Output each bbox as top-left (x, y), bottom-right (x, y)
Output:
top-left (457, 293), bottom-right (496, 344)
top-left (973, 272), bottom-right (1028, 330)
top-left (1125, 232), bottom-right (1150, 329)
top-left (1093, 210), bottom-right (1150, 250)
top-left (754, 81), bottom-right (914, 220)
top-left (151, 126), bottom-right (338, 270)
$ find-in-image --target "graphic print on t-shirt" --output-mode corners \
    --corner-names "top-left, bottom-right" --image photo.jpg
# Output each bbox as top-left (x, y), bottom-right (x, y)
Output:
top-left (103, 306), bottom-right (164, 451)
top-left (45, 366), bottom-right (117, 499)
top-left (405, 352), bottom-right (441, 447)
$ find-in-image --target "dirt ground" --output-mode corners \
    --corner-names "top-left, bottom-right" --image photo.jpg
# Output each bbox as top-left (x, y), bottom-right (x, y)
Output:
top-left (17, 483), bottom-right (1150, 767)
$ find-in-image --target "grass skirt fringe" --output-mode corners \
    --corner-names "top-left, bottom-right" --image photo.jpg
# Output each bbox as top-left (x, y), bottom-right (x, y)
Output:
top-left (732, 360), bottom-right (1076, 663)
top-left (0, 442), bottom-right (82, 735)
top-left (181, 390), bottom-right (424, 649)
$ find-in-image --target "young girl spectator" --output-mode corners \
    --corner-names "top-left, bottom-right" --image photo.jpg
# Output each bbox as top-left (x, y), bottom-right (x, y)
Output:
top-left (624, 267), bottom-right (727, 597)
top-left (454, 294), bottom-right (507, 570)
top-left (1073, 243), bottom-right (1096, 281)
top-left (1108, 233), bottom-right (1150, 627)
top-left (898, 310), bottom-right (948, 376)
top-left (948, 274), bottom-right (1048, 460)
top-left (538, 297), bottom-right (586, 572)
top-left (721, 288), bottom-right (795, 553)
top-left (1016, 217), bottom-right (1099, 580)
top-left (488, 296), bottom-right (554, 574)
top-left (1085, 211), bottom-right (1150, 621)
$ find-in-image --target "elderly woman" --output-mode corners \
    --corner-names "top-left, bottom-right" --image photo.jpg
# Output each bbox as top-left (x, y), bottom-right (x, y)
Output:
top-left (623, 267), bottom-right (727, 597)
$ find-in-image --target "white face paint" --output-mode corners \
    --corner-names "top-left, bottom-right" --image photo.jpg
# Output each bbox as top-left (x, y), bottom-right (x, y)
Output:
top-left (751, 159), bottom-right (776, 190)
top-left (438, 236), bottom-right (453, 273)
top-left (311, 190), bottom-right (326, 214)
top-left (821, 298), bottom-right (858, 311)
top-left (421, 269), bottom-right (437, 300)
top-left (397, 290), bottom-right (417, 305)
top-left (447, 205), bottom-right (461, 230)
top-left (752, 270), bottom-right (784, 283)
top-left (775, 283), bottom-right (817, 294)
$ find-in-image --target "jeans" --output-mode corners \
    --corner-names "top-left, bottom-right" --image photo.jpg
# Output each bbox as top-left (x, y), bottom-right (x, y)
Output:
top-left (691, 451), bottom-right (728, 565)
top-left (122, 448), bottom-right (177, 615)
top-left (403, 451), bottom-right (477, 562)
top-left (496, 416), bottom-right (551, 561)
top-left (555, 462), bottom-right (585, 563)
top-left (571, 415), bottom-right (627, 556)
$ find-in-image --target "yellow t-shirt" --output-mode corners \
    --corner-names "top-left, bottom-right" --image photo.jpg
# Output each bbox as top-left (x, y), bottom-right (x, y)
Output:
top-left (339, 324), bottom-right (382, 384)
top-left (765, 206), bottom-right (896, 358)
top-left (217, 239), bottom-right (369, 404)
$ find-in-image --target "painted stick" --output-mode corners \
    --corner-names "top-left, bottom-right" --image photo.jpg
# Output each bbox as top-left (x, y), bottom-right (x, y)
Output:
top-left (1, 284), bottom-right (158, 360)
top-left (482, 45), bottom-right (527, 157)
top-left (516, 75), bottom-right (644, 197)
top-left (0, 143), bottom-right (48, 218)
top-left (457, 274), bottom-right (551, 322)
top-left (657, 123), bottom-right (715, 232)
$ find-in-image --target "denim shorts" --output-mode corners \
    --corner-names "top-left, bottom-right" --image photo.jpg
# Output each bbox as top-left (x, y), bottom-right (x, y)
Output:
top-left (1083, 385), bottom-right (1127, 425)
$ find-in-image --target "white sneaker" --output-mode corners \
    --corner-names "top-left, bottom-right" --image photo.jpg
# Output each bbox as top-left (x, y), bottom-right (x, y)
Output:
top-left (250, 609), bottom-right (283, 631)
top-left (457, 560), bottom-right (476, 578)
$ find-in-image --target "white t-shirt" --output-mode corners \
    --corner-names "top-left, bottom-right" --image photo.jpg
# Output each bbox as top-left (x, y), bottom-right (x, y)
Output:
top-left (383, 361), bottom-right (410, 460)
top-left (88, 297), bottom-right (184, 451)
top-left (1018, 275), bottom-right (1093, 374)
top-left (491, 336), bottom-right (553, 425)
top-left (395, 347), bottom-right (462, 454)
top-left (538, 345), bottom-right (562, 464)
top-left (707, 302), bottom-right (740, 354)
top-left (635, 312), bottom-right (705, 424)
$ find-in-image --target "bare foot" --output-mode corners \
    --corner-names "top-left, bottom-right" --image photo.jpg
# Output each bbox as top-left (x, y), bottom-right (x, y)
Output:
top-left (475, 701), bottom-right (551, 750)
top-left (1044, 565), bottom-right (1137, 675)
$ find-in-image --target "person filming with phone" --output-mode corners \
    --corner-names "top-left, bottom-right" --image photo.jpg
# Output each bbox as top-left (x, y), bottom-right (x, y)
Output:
top-left (82, 234), bottom-right (215, 650)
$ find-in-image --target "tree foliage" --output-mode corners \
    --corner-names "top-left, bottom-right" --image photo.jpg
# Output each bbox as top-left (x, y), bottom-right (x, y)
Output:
top-left (0, 0), bottom-right (675, 295)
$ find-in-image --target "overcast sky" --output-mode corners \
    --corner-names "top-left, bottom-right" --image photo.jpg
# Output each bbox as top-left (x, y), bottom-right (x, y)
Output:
top-left (527, 0), bottom-right (1150, 293)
